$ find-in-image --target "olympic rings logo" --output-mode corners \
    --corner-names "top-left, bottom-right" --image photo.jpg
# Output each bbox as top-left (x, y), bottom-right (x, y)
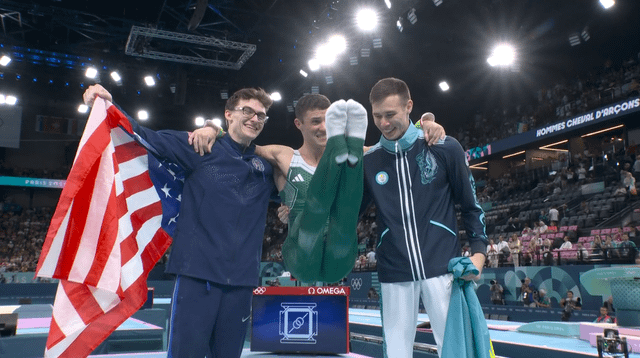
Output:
top-left (253, 287), bottom-right (267, 295)
top-left (307, 287), bottom-right (316, 295)
top-left (351, 278), bottom-right (363, 290)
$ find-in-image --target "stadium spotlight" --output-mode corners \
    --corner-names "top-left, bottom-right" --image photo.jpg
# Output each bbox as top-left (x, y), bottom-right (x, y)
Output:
top-left (356, 9), bottom-right (378, 31)
top-left (78, 104), bottom-right (89, 113)
top-left (385, 0), bottom-right (392, 9)
top-left (308, 58), bottom-right (320, 71)
top-left (137, 110), bottom-right (149, 120)
top-left (600, 0), bottom-right (614, 9)
top-left (299, 69), bottom-right (308, 77)
top-left (487, 44), bottom-right (516, 67)
top-left (316, 44), bottom-right (337, 66)
top-left (211, 118), bottom-right (223, 128)
top-left (195, 116), bottom-right (205, 126)
top-left (439, 81), bottom-right (450, 91)
top-left (85, 67), bottom-right (98, 79)
top-left (328, 35), bottom-right (347, 54)
top-left (397, 17), bottom-right (404, 32)
top-left (110, 71), bottom-right (122, 82)
top-left (0, 55), bottom-right (11, 66)
top-left (0, 95), bottom-right (4, 104)
top-left (144, 75), bottom-right (156, 86)
top-left (5, 95), bottom-right (17, 105)
top-left (270, 92), bottom-right (282, 101)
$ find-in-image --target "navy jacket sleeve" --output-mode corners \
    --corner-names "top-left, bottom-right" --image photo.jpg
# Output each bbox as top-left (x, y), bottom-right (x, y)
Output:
top-left (123, 110), bottom-right (203, 172)
top-left (442, 137), bottom-right (488, 256)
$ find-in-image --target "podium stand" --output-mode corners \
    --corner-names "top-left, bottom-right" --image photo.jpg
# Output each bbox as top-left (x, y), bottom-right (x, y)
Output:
top-left (580, 266), bottom-right (640, 327)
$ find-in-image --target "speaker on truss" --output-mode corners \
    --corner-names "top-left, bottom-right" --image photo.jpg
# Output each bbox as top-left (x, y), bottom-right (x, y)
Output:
top-left (188, 0), bottom-right (209, 31)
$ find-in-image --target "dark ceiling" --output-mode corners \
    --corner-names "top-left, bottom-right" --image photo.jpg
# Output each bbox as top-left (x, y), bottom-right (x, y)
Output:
top-left (1, 0), bottom-right (639, 147)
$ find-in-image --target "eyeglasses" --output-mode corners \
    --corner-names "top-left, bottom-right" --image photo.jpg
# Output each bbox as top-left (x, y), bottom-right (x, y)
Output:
top-left (233, 106), bottom-right (269, 122)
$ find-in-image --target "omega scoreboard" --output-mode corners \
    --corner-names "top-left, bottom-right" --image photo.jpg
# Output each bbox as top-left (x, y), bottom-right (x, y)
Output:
top-left (251, 286), bottom-right (350, 354)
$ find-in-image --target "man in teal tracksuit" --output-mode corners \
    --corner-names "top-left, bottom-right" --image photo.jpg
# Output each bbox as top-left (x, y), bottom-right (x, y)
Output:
top-left (362, 78), bottom-right (488, 357)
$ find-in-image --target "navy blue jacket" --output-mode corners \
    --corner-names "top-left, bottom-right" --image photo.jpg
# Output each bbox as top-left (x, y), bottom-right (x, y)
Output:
top-left (363, 124), bottom-right (487, 283)
top-left (130, 120), bottom-right (274, 287)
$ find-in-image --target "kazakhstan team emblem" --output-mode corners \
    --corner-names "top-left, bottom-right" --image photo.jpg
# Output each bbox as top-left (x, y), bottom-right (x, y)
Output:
top-left (416, 149), bottom-right (437, 184)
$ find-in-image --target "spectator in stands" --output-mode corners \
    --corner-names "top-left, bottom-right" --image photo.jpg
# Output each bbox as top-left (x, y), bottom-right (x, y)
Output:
top-left (619, 234), bottom-right (637, 259)
top-left (603, 235), bottom-right (615, 258)
top-left (578, 201), bottom-right (590, 215)
top-left (523, 239), bottom-right (537, 266)
top-left (368, 287), bottom-right (379, 301)
top-left (509, 234), bottom-right (521, 267)
top-left (366, 249), bottom-right (377, 268)
top-left (613, 182), bottom-right (628, 196)
top-left (592, 235), bottom-right (604, 257)
top-left (560, 236), bottom-right (573, 250)
top-left (490, 279), bottom-right (505, 305)
top-left (536, 289), bottom-right (551, 308)
top-left (537, 220), bottom-right (548, 234)
top-left (633, 154), bottom-right (640, 182)
top-left (576, 243), bottom-right (589, 262)
top-left (577, 165), bottom-right (587, 183)
top-left (496, 235), bottom-right (510, 266)
top-left (594, 306), bottom-right (616, 324)
top-left (539, 211), bottom-right (549, 225)
top-left (507, 217), bottom-right (521, 232)
top-left (487, 239), bottom-right (499, 268)
top-left (521, 223), bottom-right (533, 238)
top-left (542, 238), bottom-right (554, 265)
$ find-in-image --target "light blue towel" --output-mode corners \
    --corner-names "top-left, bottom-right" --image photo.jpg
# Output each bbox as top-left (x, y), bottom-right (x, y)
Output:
top-left (441, 257), bottom-right (495, 358)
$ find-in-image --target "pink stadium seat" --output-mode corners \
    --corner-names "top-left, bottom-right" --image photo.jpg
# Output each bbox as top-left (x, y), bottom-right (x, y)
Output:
top-left (591, 229), bottom-right (600, 235)
top-left (611, 228), bottom-right (620, 234)
top-left (555, 233), bottom-right (564, 238)
top-left (623, 227), bottom-right (632, 232)
top-left (601, 228), bottom-right (611, 234)
top-left (568, 225), bottom-right (578, 231)
top-left (559, 226), bottom-right (568, 232)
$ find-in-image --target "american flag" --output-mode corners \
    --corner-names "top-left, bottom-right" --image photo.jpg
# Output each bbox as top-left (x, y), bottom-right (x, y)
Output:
top-left (35, 98), bottom-right (182, 357)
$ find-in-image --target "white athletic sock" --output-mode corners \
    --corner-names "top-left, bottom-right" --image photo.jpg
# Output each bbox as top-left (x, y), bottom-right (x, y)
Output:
top-left (325, 99), bottom-right (349, 163)
top-left (345, 99), bottom-right (368, 165)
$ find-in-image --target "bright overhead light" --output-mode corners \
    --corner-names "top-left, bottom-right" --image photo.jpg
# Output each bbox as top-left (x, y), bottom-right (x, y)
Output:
top-left (270, 92), bottom-right (282, 101)
top-left (85, 67), bottom-right (98, 79)
top-left (144, 75), bottom-right (155, 86)
top-left (195, 116), bottom-right (205, 126)
top-left (502, 150), bottom-right (526, 159)
top-left (308, 58), bottom-right (320, 72)
top-left (581, 124), bottom-right (624, 137)
top-left (356, 9), bottom-right (378, 31)
top-left (0, 95), bottom-right (5, 104)
top-left (439, 81), bottom-right (450, 91)
top-left (600, 0), bottom-right (614, 9)
top-left (299, 69), bottom-right (308, 77)
top-left (5, 95), bottom-right (17, 105)
top-left (211, 118), bottom-right (222, 128)
top-left (137, 110), bottom-right (149, 120)
top-left (316, 44), bottom-right (337, 66)
top-left (328, 35), bottom-right (347, 54)
top-left (78, 104), bottom-right (89, 113)
top-left (487, 44), bottom-right (516, 67)
top-left (0, 56), bottom-right (11, 66)
top-left (110, 71), bottom-right (121, 82)
top-left (385, 0), bottom-right (392, 9)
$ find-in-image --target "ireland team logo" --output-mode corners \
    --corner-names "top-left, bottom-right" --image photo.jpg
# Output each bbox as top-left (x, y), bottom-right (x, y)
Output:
top-left (375, 171), bottom-right (388, 185)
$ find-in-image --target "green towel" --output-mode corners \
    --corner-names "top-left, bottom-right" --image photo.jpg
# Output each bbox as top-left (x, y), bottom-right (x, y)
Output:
top-left (441, 257), bottom-right (495, 358)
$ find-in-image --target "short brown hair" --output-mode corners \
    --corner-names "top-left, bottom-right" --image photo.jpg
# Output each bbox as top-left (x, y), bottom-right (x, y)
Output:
top-left (295, 94), bottom-right (330, 122)
top-left (225, 88), bottom-right (273, 112)
top-left (369, 77), bottom-right (411, 105)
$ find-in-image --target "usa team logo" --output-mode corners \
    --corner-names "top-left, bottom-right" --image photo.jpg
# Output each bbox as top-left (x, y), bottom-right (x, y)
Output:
top-left (251, 157), bottom-right (265, 172)
top-left (375, 171), bottom-right (388, 185)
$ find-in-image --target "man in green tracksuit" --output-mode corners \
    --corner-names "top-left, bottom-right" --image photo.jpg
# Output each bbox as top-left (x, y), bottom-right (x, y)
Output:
top-left (189, 94), bottom-right (444, 283)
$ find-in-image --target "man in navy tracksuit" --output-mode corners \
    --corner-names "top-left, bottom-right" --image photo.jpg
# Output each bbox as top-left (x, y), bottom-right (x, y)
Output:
top-left (84, 85), bottom-right (275, 358)
top-left (362, 78), bottom-right (488, 357)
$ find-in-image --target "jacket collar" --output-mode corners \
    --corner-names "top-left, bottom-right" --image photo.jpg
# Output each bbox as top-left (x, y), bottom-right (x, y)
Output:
top-left (221, 134), bottom-right (256, 155)
top-left (380, 122), bottom-right (419, 152)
